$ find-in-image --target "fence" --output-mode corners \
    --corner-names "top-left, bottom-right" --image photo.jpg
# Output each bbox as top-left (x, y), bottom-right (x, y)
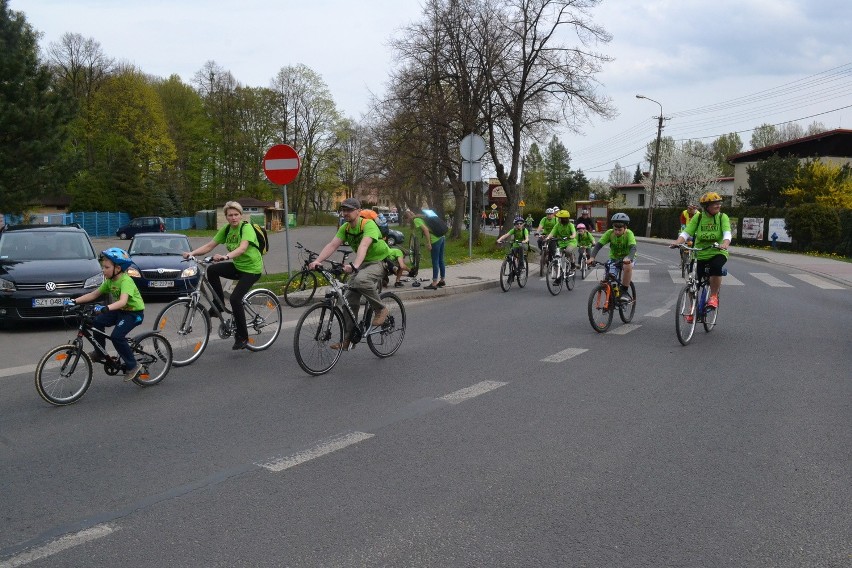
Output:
top-left (1, 212), bottom-right (194, 237)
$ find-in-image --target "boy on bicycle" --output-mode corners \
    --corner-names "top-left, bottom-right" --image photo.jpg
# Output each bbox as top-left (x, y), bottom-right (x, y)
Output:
top-left (587, 213), bottom-right (637, 303)
top-left (69, 248), bottom-right (145, 381)
top-left (496, 216), bottom-right (530, 251)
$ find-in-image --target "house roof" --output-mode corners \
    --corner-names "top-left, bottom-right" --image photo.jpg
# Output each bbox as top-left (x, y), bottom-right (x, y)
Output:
top-left (728, 128), bottom-right (852, 163)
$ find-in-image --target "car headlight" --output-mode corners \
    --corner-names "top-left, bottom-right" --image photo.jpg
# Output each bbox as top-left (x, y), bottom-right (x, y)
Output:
top-left (126, 267), bottom-right (141, 278)
top-left (181, 265), bottom-right (199, 278)
top-left (84, 272), bottom-right (105, 288)
top-left (0, 277), bottom-right (15, 292)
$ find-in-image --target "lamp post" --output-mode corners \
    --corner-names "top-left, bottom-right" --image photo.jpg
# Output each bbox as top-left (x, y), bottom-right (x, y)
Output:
top-left (636, 94), bottom-right (664, 237)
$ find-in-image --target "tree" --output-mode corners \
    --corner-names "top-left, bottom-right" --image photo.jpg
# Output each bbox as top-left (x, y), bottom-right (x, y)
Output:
top-left (777, 122), bottom-right (804, 143)
top-left (608, 161), bottom-right (631, 187)
top-left (632, 163), bottom-right (643, 183)
top-left (46, 32), bottom-right (113, 104)
top-left (0, 0), bottom-right (68, 213)
top-left (783, 159), bottom-right (852, 208)
top-left (785, 203), bottom-right (841, 249)
top-left (739, 154), bottom-right (799, 207)
top-left (644, 141), bottom-right (721, 207)
top-left (750, 123), bottom-right (780, 150)
top-left (544, 135), bottom-right (571, 205)
top-left (523, 143), bottom-right (547, 208)
top-left (710, 132), bottom-right (742, 176)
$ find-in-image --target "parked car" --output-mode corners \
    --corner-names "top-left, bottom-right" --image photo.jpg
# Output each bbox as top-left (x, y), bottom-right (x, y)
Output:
top-left (116, 216), bottom-right (165, 239)
top-left (385, 227), bottom-right (404, 247)
top-left (387, 212), bottom-right (399, 223)
top-left (126, 233), bottom-right (198, 297)
top-left (0, 225), bottom-right (104, 324)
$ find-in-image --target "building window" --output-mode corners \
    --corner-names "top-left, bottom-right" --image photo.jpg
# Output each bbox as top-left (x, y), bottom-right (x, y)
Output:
top-left (638, 194), bottom-right (645, 207)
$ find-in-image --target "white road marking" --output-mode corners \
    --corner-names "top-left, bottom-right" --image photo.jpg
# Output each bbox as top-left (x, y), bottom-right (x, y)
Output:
top-left (541, 348), bottom-right (588, 363)
top-left (751, 272), bottom-right (794, 287)
top-left (669, 270), bottom-right (686, 283)
top-left (0, 524), bottom-right (116, 568)
top-left (789, 273), bottom-right (844, 289)
top-left (670, 270), bottom-right (744, 285)
top-left (0, 364), bottom-right (36, 379)
top-left (257, 431), bottom-right (375, 472)
top-left (645, 308), bottom-right (669, 318)
top-left (630, 269), bottom-right (650, 283)
top-left (610, 324), bottom-right (641, 335)
top-left (439, 380), bottom-right (507, 405)
top-left (723, 273), bottom-right (744, 285)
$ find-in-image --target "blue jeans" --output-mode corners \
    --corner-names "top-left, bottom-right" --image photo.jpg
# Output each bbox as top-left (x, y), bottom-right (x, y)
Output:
top-left (430, 236), bottom-right (446, 280)
top-left (93, 310), bottom-right (144, 368)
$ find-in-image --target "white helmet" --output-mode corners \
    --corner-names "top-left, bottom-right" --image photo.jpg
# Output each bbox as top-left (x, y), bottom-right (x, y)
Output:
top-left (545, 207), bottom-right (554, 214)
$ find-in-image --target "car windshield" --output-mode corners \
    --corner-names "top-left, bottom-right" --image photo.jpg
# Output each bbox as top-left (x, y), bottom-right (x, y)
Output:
top-left (129, 237), bottom-right (190, 255)
top-left (0, 231), bottom-right (95, 261)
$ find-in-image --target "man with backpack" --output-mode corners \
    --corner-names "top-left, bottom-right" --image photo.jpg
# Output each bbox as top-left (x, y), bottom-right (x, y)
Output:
top-left (309, 198), bottom-right (390, 350)
top-left (404, 209), bottom-right (447, 290)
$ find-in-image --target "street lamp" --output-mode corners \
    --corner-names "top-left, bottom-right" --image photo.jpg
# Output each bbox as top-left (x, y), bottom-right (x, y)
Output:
top-left (636, 94), bottom-right (664, 237)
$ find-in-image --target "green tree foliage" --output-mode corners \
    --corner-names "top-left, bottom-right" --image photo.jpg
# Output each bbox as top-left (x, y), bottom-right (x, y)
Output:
top-left (0, 1), bottom-right (68, 214)
top-left (523, 143), bottom-right (547, 209)
top-left (711, 132), bottom-right (743, 176)
top-left (785, 203), bottom-right (841, 248)
top-left (749, 123), bottom-right (780, 150)
top-left (740, 154), bottom-right (799, 207)
top-left (544, 136), bottom-right (571, 205)
top-left (783, 159), bottom-right (852, 208)
top-left (632, 163), bottom-right (643, 183)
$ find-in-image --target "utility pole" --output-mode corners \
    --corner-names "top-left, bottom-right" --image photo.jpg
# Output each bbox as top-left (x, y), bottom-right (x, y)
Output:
top-left (636, 95), bottom-right (665, 238)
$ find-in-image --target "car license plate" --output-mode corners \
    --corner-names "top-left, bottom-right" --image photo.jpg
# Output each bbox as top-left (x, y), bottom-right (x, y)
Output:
top-left (33, 297), bottom-right (66, 308)
top-left (149, 281), bottom-right (175, 288)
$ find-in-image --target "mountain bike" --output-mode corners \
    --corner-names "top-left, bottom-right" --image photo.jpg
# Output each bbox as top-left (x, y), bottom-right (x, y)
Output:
top-left (498, 241), bottom-right (529, 292)
top-left (577, 246), bottom-right (592, 280)
top-left (587, 260), bottom-right (637, 333)
top-left (283, 242), bottom-right (351, 307)
top-left (545, 238), bottom-right (576, 296)
top-left (153, 257), bottom-right (282, 366)
top-left (35, 304), bottom-right (173, 406)
top-left (673, 243), bottom-right (723, 345)
top-left (294, 259), bottom-right (406, 376)
top-left (535, 232), bottom-right (551, 277)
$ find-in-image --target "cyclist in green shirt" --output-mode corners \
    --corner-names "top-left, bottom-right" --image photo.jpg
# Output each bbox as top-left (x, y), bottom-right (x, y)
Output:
top-left (576, 223), bottom-right (595, 260)
top-left (546, 210), bottom-right (578, 269)
top-left (496, 217), bottom-right (530, 251)
top-left (535, 208), bottom-right (558, 252)
top-left (588, 212), bottom-right (637, 302)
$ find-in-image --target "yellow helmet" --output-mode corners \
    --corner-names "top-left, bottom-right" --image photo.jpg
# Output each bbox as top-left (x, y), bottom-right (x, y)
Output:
top-left (555, 210), bottom-right (570, 218)
top-left (699, 191), bottom-right (723, 204)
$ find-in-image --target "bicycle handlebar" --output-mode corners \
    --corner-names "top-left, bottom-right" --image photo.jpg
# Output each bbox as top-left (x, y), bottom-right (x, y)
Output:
top-left (671, 242), bottom-right (720, 251)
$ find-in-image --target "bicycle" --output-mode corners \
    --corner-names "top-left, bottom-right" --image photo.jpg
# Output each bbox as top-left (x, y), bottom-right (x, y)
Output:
top-left (673, 243), bottom-right (723, 346)
top-left (406, 232), bottom-right (422, 286)
top-left (283, 242), bottom-right (351, 307)
top-left (35, 304), bottom-right (173, 406)
top-left (293, 259), bottom-right (406, 376)
top-left (535, 232), bottom-right (551, 277)
top-left (587, 260), bottom-right (637, 333)
top-left (545, 238), bottom-right (576, 296)
top-left (498, 241), bottom-right (529, 292)
top-left (678, 237), bottom-right (694, 278)
top-left (153, 257), bottom-right (282, 366)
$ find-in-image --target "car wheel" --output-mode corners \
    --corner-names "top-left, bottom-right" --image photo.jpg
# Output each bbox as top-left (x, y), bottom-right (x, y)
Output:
top-left (387, 236), bottom-right (397, 246)
top-left (119, 232), bottom-right (128, 240)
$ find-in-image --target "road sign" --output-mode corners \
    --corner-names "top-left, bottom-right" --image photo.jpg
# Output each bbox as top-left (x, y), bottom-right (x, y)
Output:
top-left (461, 161), bottom-right (481, 182)
top-left (460, 133), bottom-right (486, 161)
top-left (519, 200), bottom-right (526, 207)
top-left (263, 144), bottom-right (301, 185)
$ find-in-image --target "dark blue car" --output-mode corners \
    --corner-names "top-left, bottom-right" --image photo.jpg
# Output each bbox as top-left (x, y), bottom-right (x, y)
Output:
top-left (127, 233), bottom-right (198, 297)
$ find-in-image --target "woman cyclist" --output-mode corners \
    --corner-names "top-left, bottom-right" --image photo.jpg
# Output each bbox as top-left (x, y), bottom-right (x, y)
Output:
top-left (670, 191), bottom-right (731, 309)
top-left (587, 213), bottom-right (637, 302)
top-left (546, 210), bottom-right (578, 270)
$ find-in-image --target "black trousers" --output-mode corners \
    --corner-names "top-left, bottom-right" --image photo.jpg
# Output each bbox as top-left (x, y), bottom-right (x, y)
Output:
top-left (207, 262), bottom-right (261, 341)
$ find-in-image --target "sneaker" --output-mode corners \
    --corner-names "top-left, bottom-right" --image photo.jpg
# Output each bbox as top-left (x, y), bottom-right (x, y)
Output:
top-left (437, 280), bottom-right (446, 287)
top-left (123, 364), bottom-right (142, 382)
top-left (424, 284), bottom-right (438, 290)
top-left (618, 292), bottom-right (632, 304)
top-left (330, 340), bottom-right (352, 350)
top-left (371, 306), bottom-right (390, 326)
top-left (707, 295), bottom-right (719, 309)
top-left (394, 281), bottom-right (404, 288)
top-left (88, 350), bottom-right (106, 363)
top-left (232, 337), bottom-right (248, 350)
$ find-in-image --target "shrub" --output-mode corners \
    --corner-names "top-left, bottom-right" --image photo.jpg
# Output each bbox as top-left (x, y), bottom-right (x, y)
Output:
top-left (785, 203), bottom-right (841, 249)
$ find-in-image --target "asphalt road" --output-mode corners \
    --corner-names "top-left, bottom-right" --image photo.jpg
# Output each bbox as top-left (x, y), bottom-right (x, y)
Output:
top-left (1, 248), bottom-right (850, 566)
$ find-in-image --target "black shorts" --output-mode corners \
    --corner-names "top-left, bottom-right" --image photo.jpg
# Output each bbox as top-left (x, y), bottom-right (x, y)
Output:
top-left (696, 254), bottom-right (727, 277)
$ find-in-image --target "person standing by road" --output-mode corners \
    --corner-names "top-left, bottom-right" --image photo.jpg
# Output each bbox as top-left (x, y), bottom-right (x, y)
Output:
top-left (310, 198), bottom-right (390, 350)
top-left (670, 192), bottom-right (731, 309)
top-left (588, 213), bottom-right (637, 302)
top-left (183, 201), bottom-right (263, 350)
top-left (405, 209), bottom-right (446, 290)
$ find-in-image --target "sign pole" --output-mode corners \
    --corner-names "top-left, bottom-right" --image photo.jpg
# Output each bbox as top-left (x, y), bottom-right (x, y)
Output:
top-left (282, 184), bottom-right (291, 275)
top-left (262, 143), bottom-right (301, 277)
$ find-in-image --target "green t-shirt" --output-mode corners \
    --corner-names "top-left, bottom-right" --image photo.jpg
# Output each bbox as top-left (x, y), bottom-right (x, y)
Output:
top-left (538, 216), bottom-right (557, 234)
top-left (598, 228), bottom-right (637, 260)
top-left (386, 247), bottom-right (403, 261)
top-left (577, 231), bottom-right (595, 247)
top-left (548, 222), bottom-right (577, 247)
top-left (685, 212), bottom-right (731, 260)
top-left (98, 273), bottom-right (144, 311)
top-left (215, 222), bottom-right (263, 274)
top-left (412, 217), bottom-right (441, 244)
top-left (335, 218), bottom-right (391, 263)
top-left (507, 227), bottom-right (529, 243)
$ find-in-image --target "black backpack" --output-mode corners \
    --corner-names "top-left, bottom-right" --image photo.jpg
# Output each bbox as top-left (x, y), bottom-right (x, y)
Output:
top-left (421, 209), bottom-right (448, 237)
top-left (228, 221), bottom-right (269, 255)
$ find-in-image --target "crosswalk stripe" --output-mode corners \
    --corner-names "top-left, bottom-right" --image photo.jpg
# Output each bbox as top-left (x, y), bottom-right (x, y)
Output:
top-left (541, 347), bottom-right (588, 362)
top-left (611, 324), bottom-right (641, 335)
top-left (788, 273), bottom-right (844, 289)
top-left (724, 273), bottom-right (744, 285)
top-left (631, 269), bottom-right (650, 283)
top-left (751, 272), bottom-right (794, 287)
top-left (669, 270), bottom-right (685, 283)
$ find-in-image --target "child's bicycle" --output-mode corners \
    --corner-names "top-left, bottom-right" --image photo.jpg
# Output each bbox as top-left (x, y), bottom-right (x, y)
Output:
top-left (498, 241), bottom-right (529, 292)
top-left (586, 260), bottom-right (637, 333)
top-left (35, 304), bottom-right (173, 406)
top-left (673, 243), bottom-right (723, 346)
top-left (153, 257), bottom-right (282, 366)
top-left (293, 259), bottom-right (406, 376)
top-left (546, 237), bottom-right (576, 296)
top-left (577, 246), bottom-right (592, 280)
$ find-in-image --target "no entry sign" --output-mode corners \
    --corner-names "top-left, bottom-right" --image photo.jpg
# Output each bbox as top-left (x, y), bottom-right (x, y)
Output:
top-left (263, 144), bottom-right (301, 185)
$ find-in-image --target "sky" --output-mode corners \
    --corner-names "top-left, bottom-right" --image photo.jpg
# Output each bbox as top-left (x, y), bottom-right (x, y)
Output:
top-left (13, 0), bottom-right (852, 180)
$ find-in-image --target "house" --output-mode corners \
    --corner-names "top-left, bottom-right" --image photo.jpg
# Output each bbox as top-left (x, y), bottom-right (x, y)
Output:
top-left (216, 197), bottom-right (279, 229)
top-left (728, 128), bottom-right (852, 197)
top-left (611, 177), bottom-right (735, 207)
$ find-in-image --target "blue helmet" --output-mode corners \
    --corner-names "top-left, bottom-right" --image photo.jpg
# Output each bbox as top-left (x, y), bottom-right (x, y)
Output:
top-left (100, 247), bottom-right (133, 270)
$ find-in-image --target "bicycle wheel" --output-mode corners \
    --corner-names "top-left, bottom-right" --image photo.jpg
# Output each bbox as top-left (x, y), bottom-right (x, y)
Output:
top-left (499, 258), bottom-right (513, 292)
top-left (546, 259), bottom-right (563, 296)
top-left (565, 265), bottom-right (576, 291)
top-left (408, 234), bottom-right (421, 277)
top-left (675, 286), bottom-right (697, 345)
top-left (539, 246), bottom-right (548, 277)
top-left (367, 292), bottom-right (406, 358)
top-left (244, 289), bottom-right (283, 351)
top-left (35, 344), bottom-right (93, 406)
top-left (154, 299), bottom-right (210, 367)
top-left (294, 303), bottom-right (344, 375)
top-left (588, 284), bottom-right (614, 333)
top-left (131, 332), bottom-right (173, 386)
top-left (618, 281), bottom-right (637, 323)
top-left (703, 290), bottom-right (719, 332)
top-left (283, 270), bottom-right (318, 307)
top-left (517, 255), bottom-right (529, 288)
top-left (580, 254), bottom-right (589, 280)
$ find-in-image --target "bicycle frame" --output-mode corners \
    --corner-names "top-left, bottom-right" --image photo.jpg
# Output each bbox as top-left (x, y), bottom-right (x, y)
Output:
top-left (60, 306), bottom-right (139, 374)
top-left (315, 261), bottom-right (386, 345)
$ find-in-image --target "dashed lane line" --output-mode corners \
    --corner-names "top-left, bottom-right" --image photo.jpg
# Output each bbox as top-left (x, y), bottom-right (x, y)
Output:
top-left (257, 431), bottom-right (375, 472)
top-left (541, 348), bottom-right (588, 363)
top-left (0, 525), bottom-right (117, 568)
top-left (438, 380), bottom-right (508, 405)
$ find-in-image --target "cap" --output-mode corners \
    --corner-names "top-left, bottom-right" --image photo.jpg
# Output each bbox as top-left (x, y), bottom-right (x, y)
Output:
top-left (339, 197), bottom-right (361, 210)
